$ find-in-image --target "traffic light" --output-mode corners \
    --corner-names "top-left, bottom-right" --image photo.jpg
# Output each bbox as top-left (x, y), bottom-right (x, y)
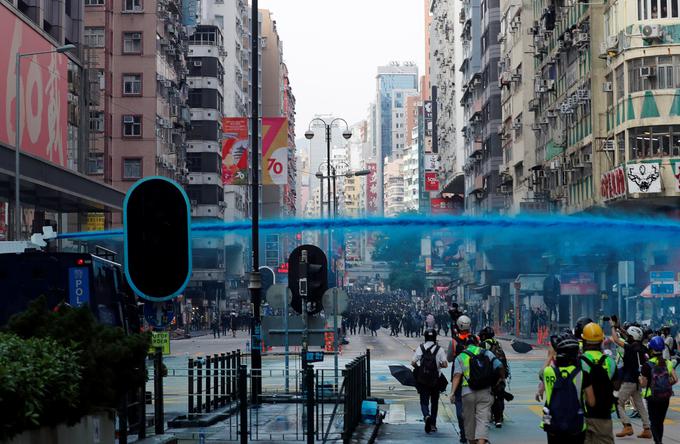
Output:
top-left (288, 245), bottom-right (328, 314)
top-left (124, 177), bottom-right (192, 301)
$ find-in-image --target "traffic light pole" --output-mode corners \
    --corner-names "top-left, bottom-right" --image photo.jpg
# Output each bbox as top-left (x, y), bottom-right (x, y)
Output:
top-left (299, 249), bottom-right (314, 444)
top-left (249, 0), bottom-right (262, 406)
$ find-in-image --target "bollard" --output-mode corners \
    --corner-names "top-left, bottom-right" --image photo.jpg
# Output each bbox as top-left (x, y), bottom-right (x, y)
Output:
top-left (205, 355), bottom-right (212, 413)
top-left (153, 348), bottom-right (164, 435)
top-left (226, 352), bottom-right (233, 401)
top-left (238, 365), bottom-right (248, 444)
top-left (213, 354), bottom-right (219, 410)
top-left (196, 357), bottom-right (203, 414)
top-left (233, 350), bottom-right (240, 399)
top-left (220, 353), bottom-right (226, 406)
top-left (188, 358), bottom-right (194, 415)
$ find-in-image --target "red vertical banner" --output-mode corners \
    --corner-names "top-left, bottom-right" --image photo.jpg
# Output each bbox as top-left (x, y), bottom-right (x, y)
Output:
top-left (425, 172), bottom-right (440, 191)
top-left (262, 117), bottom-right (288, 185)
top-left (222, 117), bottom-right (249, 185)
top-left (366, 163), bottom-right (377, 213)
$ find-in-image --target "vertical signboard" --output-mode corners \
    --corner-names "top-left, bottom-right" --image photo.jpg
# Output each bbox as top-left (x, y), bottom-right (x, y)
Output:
top-left (626, 163), bottom-right (661, 193)
top-left (262, 117), bottom-right (288, 185)
top-left (222, 117), bottom-right (249, 185)
top-left (425, 172), bottom-right (440, 191)
top-left (0, 4), bottom-right (69, 167)
top-left (366, 162), bottom-right (378, 214)
top-left (0, 201), bottom-right (7, 240)
top-left (68, 267), bottom-right (90, 306)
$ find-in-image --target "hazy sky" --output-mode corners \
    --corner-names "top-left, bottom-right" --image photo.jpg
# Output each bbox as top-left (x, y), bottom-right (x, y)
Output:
top-left (258, 0), bottom-right (425, 139)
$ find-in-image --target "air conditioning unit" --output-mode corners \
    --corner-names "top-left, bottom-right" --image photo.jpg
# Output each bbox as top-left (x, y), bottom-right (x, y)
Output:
top-left (497, 32), bottom-right (505, 43)
top-left (531, 123), bottom-right (542, 131)
top-left (602, 82), bottom-right (613, 92)
top-left (602, 139), bottom-right (615, 151)
top-left (582, 154), bottom-right (592, 163)
top-left (499, 184), bottom-right (511, 193)
top-left (577, 89), bottom-right (590, 102)
top-left (512, 69), bottom-right (522, 82)
top-left (563, 32), bottom-right (572, 44)
top-left (606, 34), bottom-right (619, 50)
top-left (163, 80), bottom-right (172, 87)
top-left (512, 122), bottom-right (522, 130)
top-left (193, 60), bottom-right (202, 67)
top-left (546, 80), bottom-right (555, 91)
top-left (540, 118), bottom-right (550, 126)
top-left (642, 24), bottom-right (664, 40)
top-left (560, 103), bottom-right (573, 114)
top-left (546, 109), bottom-right (558, 118)
top-left (640, 66), bottom-right (656, 78)
top-left (575, 32), bottom-right (590, 46)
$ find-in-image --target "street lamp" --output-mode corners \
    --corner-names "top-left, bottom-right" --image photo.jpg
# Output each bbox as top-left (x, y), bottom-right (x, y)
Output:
top-left (13, 43), bottom-right (75, 240)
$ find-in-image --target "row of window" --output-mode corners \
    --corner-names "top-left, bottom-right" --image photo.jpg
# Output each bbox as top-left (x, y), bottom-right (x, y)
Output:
top-left (628, 56), bottom-right (680, 93)
top-left (629, 125), bottom-right (680, 158)
top-left (83, 28), bottom-right (142, 54)
top-left (85, 0), bottom-right (142, 11)
top-left (638, 0), bottom-right (680, 19)
top-left (88, 154), bottom-right (143, 180)
top-left (90, 113), bottom-right (142, 137)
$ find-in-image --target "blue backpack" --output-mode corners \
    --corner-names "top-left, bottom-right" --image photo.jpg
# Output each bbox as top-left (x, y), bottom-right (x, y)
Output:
top-left (545, 367), bottom-right (584, 435)
top-left (648, 360), bottom-right (673, 400)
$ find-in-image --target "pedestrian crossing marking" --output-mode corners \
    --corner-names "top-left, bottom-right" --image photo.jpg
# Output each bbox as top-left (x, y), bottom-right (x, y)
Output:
top-left (527, 405), bottom-right (543, 417)
top-left (386, 403), bottom-right (406, 424)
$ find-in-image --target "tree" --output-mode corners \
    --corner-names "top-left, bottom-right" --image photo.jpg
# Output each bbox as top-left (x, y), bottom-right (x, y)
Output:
top-left (372, 232), bottom-right (425, 293)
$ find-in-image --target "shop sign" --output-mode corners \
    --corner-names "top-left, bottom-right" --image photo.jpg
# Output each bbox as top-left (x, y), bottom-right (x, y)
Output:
top-left (425, 172), bottom-right (439, 191)
top-left (560, 272), bottom-right (598, 296)
top-left (601, 166), bottom-right (626, 201)
top-left (626, 162), bottom-right (661, 193)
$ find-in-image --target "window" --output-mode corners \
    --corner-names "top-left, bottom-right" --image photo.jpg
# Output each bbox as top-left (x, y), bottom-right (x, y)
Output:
top-left (214, 14), bottom-right (224, 28)
top-left (122, 158), bottom-right (142, 180)
top-left (123, 32), bottom-right (143, 54)
top-left (629, 125), bottom-right (680, 159)
top-left (639, 0), bottom-right (679, 18)
top-left (84, 27), bottom-right (105, 48)
top-left (122, 74), bottom-right (142, 95)
top-left (122, 115), bottom-right (142, 137)
top-left (87, 153), bottom-right (104, 174)
top-left (85, 0), bottom-right (104, 5)
top-left (123, 0), bottom-right (142, 12)
top-left (89, 111), bottom-right (104, 132)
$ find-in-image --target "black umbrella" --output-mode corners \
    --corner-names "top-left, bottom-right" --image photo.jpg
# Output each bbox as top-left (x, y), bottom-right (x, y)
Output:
top-left (511, 340), bottom-right (533, 354)
top-left (389, 365), bottom-right (417, 387)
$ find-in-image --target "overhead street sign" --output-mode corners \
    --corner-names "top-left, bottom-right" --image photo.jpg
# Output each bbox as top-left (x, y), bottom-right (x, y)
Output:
top-left (651, 283), bottom-right (675, 295)
top-left (262, 316), bottom-right (329, 347)
top-left (650, 271), bottom-right (675, 282)
top-left (322, 288), bottom-right (348, 315)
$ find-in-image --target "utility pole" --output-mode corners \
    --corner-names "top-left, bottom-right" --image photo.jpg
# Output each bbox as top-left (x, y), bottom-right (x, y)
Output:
top-left (249, 0), bottom-right (262, 405)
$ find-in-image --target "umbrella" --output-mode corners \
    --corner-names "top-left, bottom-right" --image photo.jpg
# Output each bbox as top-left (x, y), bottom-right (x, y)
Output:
top-left (389, 365), bottom-right (417, 387)
top-left (511, 340), bottom-right (533, 354)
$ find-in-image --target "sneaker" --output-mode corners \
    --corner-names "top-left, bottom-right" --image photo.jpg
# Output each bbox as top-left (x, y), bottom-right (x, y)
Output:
top-left (431, 425), bottom-right (437, 433)
top-left (495, 421), bottom-right (503, 428)
top-left (425, 416), bottom-right (432, 433)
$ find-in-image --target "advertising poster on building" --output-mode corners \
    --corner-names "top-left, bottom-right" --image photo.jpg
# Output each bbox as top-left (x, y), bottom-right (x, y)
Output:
top-left (626, 162), bottom-right (661, 193)
top-left (83, 212), bottom-right (105, 232)
top-left (222, 117), bottom-right (249, 185)
top-left (560, 272), bottom-right (598, 296)
top-left (601, 165), bottom-right (626, 201)
top-left (262, 118), bottom-right (288, 185)
top-left (424, 101), bottom-right (433, 137)
top-left (425, 172), bottom-right (440, 191)
top-left (0, 202), bottom-right (6, 240)
top-left (0, 3), bottom-right (68, 167)
top-left (674, 161), bottom-right (680, 190)
top-left (430, 197), bottom-right (462, 215)
top-left (425, 153), bottom-right (440, 171)
top-left (366, 162), bottom-right (378, 213)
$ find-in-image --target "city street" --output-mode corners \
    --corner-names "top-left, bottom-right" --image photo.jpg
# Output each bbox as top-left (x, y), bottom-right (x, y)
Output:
top-left (160, 329), bottom-right (680, 443)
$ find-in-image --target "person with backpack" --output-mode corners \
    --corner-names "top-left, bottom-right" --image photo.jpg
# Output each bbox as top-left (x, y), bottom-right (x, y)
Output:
top-left (540, 332), bottom-right (596, 444)
top-left (449, 338), bottom-right (504, 444)
top-left (661, 326), bottom-right (677, 360)
top-left (580, 323), bottom-right (616, 444)
top-left (640, 336), bottom-right (678, 444)
top-left (412, 328), bottom-right (448, 434)
top-left (609, 321), bottom-right (652, 438)
top-left (479, 326), bottom-right (511, 428)
top-left (447, 315), bottom-right (479, 442)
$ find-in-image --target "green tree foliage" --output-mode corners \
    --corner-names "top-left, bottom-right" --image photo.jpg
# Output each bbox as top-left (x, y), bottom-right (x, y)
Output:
top-left (0, 333), bottom-right (81, 440)
top-left (2, 297), bottom-right (150, 437)
top-left (372, 232), bottom-right (425, 292)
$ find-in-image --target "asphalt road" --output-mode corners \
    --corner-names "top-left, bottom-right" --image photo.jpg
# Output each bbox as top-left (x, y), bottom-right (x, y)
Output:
top-left (155, 329), bottom-right (680, 443)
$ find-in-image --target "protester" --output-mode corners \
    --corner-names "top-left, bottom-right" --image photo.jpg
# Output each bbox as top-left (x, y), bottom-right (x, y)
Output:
top-left (609, 321), bottom-right (652, 439)
top-left (479, 326), bottom-right (511, 428)
top-left (579, 323), bottom-right (616, 444)
top-left (412, 328), bottom-right (448, 434)
top-left (540, 332), bottom-right (595, 444)
top-left (447, 315), bottom-right (479, 443)
top-left (449, 335), bottom-right (504, 444)
top-left (640, 335), bottom-right (678, 444)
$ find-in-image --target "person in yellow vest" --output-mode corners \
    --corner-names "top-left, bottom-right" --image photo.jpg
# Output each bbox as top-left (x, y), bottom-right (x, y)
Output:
top-left (640, 336), bottom-right (678, 444)
top-left (540, 332), bottom-right (595, 444)
top-left (449, 341), bottom-right (504, 444)
top-left (580, 323), bottom-right (617, 444)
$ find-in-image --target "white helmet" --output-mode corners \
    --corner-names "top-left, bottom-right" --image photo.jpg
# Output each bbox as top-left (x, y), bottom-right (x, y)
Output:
top-left (627, 326), bottom-right (643, 341)
top-left (457, 315), bottom-right (472, 331)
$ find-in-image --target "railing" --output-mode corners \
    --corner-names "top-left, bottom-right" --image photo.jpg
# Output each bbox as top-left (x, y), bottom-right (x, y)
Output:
top-left (342, 352), bottom-right (370, 444)
top-left (187, 351), bottom-right (242, 415)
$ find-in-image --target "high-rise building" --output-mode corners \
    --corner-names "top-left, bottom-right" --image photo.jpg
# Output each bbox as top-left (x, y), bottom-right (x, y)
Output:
top-left (384, 156), bottom-right (405, 216)
top-left (375, 62), bottom-right (419, 214)
top-left (1, 0), bottom-right (124, 239)
top-left (84, 0), bottom-right (190, 198)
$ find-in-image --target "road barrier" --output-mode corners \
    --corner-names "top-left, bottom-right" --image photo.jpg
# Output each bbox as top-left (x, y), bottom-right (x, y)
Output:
top-left (188, 350), bottom-right (242, 415)
top-left (342, 353), bottom-right (370, 444)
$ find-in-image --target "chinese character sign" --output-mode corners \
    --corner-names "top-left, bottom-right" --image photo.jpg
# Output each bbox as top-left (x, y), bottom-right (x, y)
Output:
top-left (366, 163), bottom-right (378, 213)
top-left (0, 4), bottom-right (68, 167)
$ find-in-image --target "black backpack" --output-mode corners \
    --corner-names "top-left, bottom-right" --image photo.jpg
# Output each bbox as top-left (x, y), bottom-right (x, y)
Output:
top-left (580, 355), bottom-right (615, 419)
top-left (486, 339), bottom-right (510, 378)
top-left (463, 349), bottom-right (497, 390)
top-left (416, 344), bottom-right (440, 389)
top-left (544, 367), bottom-right (585, 435)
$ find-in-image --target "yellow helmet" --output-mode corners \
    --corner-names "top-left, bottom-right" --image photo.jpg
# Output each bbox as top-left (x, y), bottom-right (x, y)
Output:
top-left (582, 322), bottom-right (604, 343)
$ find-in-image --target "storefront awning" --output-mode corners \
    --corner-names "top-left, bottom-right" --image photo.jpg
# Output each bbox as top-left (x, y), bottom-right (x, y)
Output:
top-left (0, 144), bottom-right (124, 213)
top-left (514, 274), bottom-right (548, 293)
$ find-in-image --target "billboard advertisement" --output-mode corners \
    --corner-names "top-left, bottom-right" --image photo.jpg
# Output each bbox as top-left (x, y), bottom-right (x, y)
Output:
top-left (366, 162), bottom-right (378, 213)
top-left (262, 117), bottom-right (288, 185)
top-left (1, 4), bottom-right (68, 167)
top-left (626, 162), bottom-right (661, 193)
top-left (222, 117), bottom-right (249, 185)
top-left (425, 172), bottom-right (439, 191)
top-left (560, 272), bottom-right (598, 296)
top-left (431, 197), bottom-right (462, 215)
top-left (601, 165), bottom-right (626, 201)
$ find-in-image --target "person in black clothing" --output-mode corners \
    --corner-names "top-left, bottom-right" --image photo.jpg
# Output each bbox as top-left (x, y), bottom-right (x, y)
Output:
top-left (640, 336), bottom-right (678, 444)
